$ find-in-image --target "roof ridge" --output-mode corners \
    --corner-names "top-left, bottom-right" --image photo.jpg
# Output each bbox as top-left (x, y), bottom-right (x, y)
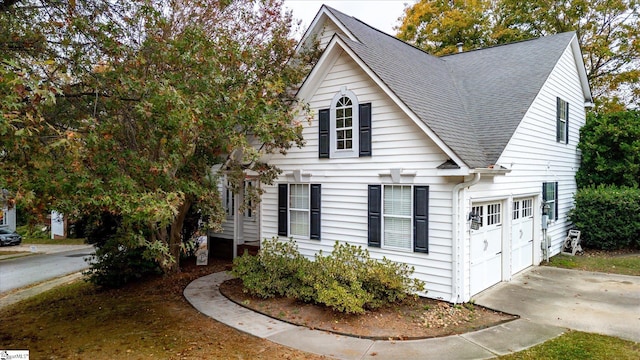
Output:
top-left (440, 31), bottom-right (577, 58)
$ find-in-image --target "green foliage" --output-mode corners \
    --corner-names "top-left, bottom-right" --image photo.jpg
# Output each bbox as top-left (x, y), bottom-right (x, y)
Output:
top-left (397, 0), bottom-right (640, 111)
top-left (231, 237), bottom-right (310, 298)
top-left (1, 0), bottom-right (316, 276)
top-left (576, 110), bottom-right (640, 189)
top-left (232, 239), bottom-right (426, 314)
top-left (84, 238), bottom-right (163, 288)
top-left (569, 185), bottom-right (640, 250)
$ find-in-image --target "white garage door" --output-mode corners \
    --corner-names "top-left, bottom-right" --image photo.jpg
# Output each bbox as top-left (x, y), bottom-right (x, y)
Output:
top-left (511, 198), bottom-right (534, 275)
top-left (470, 201), bottom-right (503, 296)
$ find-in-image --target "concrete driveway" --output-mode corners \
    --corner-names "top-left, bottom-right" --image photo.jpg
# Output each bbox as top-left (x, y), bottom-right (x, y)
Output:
top-left (473, 266), bottom-right (640, 342)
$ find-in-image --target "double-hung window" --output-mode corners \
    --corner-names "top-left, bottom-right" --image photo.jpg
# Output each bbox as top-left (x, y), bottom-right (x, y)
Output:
top-left (542, 182), bottom-right (558, 221)
top-left (289, 184), bottom-right (309, 236)
top-left (556, 97), bottom-right (569, 143)
top-left (278, 183), bottom-right (321, 240)
top-left (368, 185), bottom-right (429, 253)
top-left (383, 185), bottom-right (412, 250)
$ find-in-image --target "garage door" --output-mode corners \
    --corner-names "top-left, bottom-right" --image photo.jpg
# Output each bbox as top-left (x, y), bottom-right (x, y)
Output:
top-left (470, 201), bottom-right (503, 296)
top-left (511, 198), bottom-right (534, 275)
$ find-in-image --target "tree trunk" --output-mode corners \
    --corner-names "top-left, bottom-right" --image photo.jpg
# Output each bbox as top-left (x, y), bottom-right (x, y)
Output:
top-left (165, 197), bottom-right (192, 273)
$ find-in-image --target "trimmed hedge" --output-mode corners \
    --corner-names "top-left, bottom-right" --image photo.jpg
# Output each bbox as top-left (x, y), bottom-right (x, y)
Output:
top-left (231, 238), bottom-right (425, 314)
top-left (569, 185), bottom-right (640, 250)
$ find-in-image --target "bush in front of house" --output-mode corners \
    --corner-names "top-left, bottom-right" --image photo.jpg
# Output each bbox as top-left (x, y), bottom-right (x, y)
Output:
top-left (231, 238), bottom-right (425, 314)
top-left (231, 237), bottom-right (310, 298)
top-left (569, 185), bottom-right (640, 250)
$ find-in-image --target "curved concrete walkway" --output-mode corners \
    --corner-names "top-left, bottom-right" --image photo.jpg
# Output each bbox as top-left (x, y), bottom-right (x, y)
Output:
top-left (184, 271), bottom-right (565, 360)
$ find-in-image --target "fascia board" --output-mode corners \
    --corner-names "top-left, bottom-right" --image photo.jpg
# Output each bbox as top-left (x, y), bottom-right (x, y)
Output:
top-left (570, 35), bottom-right (593, 103)
top-left (295, 6), bottom-right (358, 54)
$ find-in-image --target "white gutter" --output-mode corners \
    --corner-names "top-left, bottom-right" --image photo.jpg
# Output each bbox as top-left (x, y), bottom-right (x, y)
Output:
top-left (450, 172), bottom-right (481, 303)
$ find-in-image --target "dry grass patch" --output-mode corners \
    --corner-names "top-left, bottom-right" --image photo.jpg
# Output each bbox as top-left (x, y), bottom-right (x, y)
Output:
top-left (0, 259), bottom-right (326, 359)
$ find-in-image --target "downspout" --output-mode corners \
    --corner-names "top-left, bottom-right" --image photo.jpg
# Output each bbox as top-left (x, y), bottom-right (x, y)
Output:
top-left (450, 172), bottom-right (481, 304)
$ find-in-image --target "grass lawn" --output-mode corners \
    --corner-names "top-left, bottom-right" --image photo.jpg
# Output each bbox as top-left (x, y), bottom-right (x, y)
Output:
top-left (0, 259), bottom-right (326, 360)
top-left (545, 249), bottom-right (640, 276)
top-left (1, 250), bottom-right (638, 359)
top-left (499, 330), bottom-right (640, 359)
top-left (16, 225), bottom-right (86, 246)
top-left (20, 237), bottom-right (86, 246)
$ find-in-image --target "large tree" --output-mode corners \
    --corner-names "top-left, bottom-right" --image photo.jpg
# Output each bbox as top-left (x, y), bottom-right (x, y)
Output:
top-left (0, 0), bottom-right (314, 273)
top-left (397, 0), bottom-right (640, 111)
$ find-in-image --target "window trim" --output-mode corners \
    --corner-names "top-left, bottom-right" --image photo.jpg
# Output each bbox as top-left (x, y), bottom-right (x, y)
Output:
top-left (330, 90), bottom-right (359, 158)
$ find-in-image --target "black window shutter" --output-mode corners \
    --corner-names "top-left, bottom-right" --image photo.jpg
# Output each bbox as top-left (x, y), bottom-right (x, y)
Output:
top-left (565, 102), bottom-right (569, 143)
top-left (359, 103), bottom-right (372, 157)
top-left (554, 182), bottom-right (559, 221)
top-left (319, 109), bottom-right (330, 158)
top-left (278, 184), bottom-right (288, 236)
top-left (556, 97), bottom-right (562, 142)
top-left (368, 185), bottom-right (381, 247)
top-left (542, 182), bottom-right (547, 201)
top-left (310, 184), bottom-right (321, 240)
top-left (413, 186), bottom-right (429, 253)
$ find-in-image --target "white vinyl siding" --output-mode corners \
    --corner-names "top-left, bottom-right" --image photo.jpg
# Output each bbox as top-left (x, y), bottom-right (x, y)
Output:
top-left (488, 42), bottom-right (586, 262)
top-left (261, 52), bottom-right (453, 300)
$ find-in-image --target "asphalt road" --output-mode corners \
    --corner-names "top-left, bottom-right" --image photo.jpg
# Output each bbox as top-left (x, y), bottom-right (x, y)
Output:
top-left (0, 247), bottom-right (94, 293)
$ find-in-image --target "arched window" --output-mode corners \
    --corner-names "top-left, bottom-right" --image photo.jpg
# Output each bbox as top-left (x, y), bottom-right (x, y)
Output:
top-left (318, 88), bottom-right (371, 159)
top-left (330, 89), bottom-right (359, 158)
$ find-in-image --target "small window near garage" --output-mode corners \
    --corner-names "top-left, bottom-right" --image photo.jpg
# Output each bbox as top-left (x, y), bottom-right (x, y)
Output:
top-left (542, 182), bottom-right (558, 221)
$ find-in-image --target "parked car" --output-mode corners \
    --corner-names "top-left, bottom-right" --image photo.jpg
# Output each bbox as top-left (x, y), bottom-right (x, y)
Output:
top-left (0, 228), bottom-right (22, 246)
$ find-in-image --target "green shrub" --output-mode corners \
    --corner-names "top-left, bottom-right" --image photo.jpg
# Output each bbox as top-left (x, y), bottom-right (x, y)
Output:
top-left (231, 237), bottom-right (310, 298)
top-left (231, 238), bottom-right (426, 314)
top-left (576, 110), bottom-right (640, 189)
top-left (84, 238), bottom-right (163, 288)
top-left (569, 185), bottom-right (640, 250)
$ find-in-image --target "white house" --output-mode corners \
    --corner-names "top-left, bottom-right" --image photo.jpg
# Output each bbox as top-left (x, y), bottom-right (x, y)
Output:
top-left (1, 205), bottom-right (17, 232)
top-left (217, 6), bottom-right (593, 302)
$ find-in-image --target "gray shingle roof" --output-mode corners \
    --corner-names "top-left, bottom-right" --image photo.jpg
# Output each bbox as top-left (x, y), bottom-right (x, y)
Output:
top-left (323, 6), bottom-right (576, 169)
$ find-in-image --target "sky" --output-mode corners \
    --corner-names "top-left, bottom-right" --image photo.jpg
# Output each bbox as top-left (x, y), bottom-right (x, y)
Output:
top-left (282, 1), bottom-right (416, 37)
